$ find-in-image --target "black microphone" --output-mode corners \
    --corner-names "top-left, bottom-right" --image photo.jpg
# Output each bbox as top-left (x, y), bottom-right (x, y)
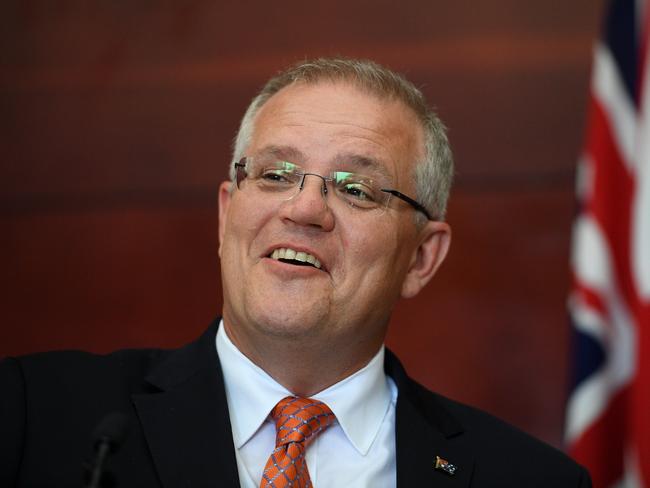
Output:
top-left (84, 412), bottom-right (130, 488)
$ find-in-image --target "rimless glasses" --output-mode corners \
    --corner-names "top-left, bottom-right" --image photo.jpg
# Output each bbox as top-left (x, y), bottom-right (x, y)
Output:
top-left (234, 157), bottom-right (433, 220)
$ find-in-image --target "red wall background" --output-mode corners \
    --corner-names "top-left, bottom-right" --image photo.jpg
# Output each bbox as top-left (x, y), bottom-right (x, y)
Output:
top-left (1, 1), bottom-right (605, 449)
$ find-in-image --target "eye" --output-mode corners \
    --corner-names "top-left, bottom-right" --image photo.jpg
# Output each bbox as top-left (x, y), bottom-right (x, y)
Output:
top-left (254, 161), bottom-right (301, 186)
top-left (341, 183), bottom-right (375, 202)
top-left (260, 168), bottom-right (294, 183)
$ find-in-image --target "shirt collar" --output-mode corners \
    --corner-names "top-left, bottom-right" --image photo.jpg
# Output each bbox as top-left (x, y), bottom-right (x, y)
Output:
top-left (216, 319), bottom-right (393, 456)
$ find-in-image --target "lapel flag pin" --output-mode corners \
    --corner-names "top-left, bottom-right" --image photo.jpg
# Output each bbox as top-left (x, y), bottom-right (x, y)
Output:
top-left (435, 455), bottom-right (457, 476)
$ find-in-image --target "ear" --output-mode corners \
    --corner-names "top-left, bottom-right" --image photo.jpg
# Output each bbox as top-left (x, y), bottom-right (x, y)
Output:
top-left (217, 181), bottom-right (233, 257)
top-left (400, 221), bottom-right (451, 299)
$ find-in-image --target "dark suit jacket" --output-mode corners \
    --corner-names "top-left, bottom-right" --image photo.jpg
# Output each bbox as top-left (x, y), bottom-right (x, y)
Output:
top-left (1, 320), bottom-right (591, 487)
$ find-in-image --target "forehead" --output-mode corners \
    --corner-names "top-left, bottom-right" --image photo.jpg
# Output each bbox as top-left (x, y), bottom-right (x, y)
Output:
top-left (249, 81), bottom-right (424, 181)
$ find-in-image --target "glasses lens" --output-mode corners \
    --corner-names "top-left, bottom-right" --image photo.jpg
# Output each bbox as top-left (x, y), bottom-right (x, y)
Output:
top-left (248, 159), bottom-right (303, 193)
top-left (236, 159), bottom-right (394, 213)
top-left (333, 172), bottom-right (387, 210)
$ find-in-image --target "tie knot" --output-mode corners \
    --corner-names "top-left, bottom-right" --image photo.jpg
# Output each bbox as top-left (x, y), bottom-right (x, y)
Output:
top-left (271, 396), bottom-right (335, 447)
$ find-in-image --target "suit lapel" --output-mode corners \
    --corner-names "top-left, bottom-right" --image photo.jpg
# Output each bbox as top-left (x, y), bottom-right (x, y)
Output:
top-left (132, 322), bottom-right (240, 487)
top-left (386, 350), bottom-right (474, 487)
top-left (130, 326), bottom-right (476, 487)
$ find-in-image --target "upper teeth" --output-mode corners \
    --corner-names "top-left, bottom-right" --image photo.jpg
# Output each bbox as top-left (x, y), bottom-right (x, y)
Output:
top-left (271, 248), bottom-right (322, 269)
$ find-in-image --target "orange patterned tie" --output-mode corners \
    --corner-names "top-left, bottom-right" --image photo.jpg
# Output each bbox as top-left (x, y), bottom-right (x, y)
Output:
top-left (260, 396), bottom-right (335, 488)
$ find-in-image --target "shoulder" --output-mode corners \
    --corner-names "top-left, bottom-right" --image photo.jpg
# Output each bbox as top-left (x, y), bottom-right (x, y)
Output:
top-left (2, 321), bottom-right (220, 396)
top-left (0, 347), bottom-right (170, 486)
top-left (435, 388), bottom-right (569, 458)
top-left (0, 347), bottom-right (174, 425)
top-left (0, 323), bottom-right (223, 486)
top-left (3, 347), bottom-right (168, 393)
top-left (386, 351), bottom-right (591, 487)
top-left (417, 381), bottom-right (591, 486)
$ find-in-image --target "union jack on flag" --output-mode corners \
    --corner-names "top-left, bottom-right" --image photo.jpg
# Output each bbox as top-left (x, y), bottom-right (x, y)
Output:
top-left (566, 0), bottom-right (650, 486)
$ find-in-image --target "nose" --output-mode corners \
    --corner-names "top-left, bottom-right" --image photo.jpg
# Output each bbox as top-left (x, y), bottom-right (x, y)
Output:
top-left (278, 173), bottom-right (335, 231)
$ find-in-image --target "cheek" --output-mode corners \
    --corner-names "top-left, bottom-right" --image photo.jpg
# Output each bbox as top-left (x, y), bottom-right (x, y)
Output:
top-left (220, 213), bottom-right (254, 273)
top-left (333, 227), bottom-right (409, 320)
top-left (341, 221), bottom-right (403, 275)
top-left (225, 197), bottom-right (273, 247)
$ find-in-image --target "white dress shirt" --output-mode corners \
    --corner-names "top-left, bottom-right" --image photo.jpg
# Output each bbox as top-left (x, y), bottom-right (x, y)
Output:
top-left (216, 320), bottom-right (398, 487)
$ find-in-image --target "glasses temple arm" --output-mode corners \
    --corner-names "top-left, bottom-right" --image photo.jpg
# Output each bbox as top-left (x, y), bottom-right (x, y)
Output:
top-left (380, 189), bottom-right (433, 220)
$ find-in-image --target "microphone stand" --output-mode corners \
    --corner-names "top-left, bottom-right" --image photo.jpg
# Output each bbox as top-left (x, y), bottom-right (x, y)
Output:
top-left (86, 437), bottom-right (112, 488)
top-left (84, 412), bottom-right (129, 488)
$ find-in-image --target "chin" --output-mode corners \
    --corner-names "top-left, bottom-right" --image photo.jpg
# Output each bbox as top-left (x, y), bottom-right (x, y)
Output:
top-left (247, 298), bottom-right (330, 340)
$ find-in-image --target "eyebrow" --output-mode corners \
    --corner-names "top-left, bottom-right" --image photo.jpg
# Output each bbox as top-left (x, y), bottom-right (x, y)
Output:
top-left (254, 145), bottom-right (393, 182)
top-left (256, 145), bottom-right (306, 162)
top-left (333, 153), bottom-right (393, 182)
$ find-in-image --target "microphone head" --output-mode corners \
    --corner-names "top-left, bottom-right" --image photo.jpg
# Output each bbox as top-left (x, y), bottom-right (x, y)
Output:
top-left (92, 412), bottom-right (130, 454)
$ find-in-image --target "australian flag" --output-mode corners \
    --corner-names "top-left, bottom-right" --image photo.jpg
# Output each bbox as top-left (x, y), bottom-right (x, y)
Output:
top-left (566, 0), bottom-right (650, 486)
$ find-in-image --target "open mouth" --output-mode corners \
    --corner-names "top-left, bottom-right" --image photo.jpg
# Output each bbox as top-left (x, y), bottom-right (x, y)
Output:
top-left (269, 248), bottom-right (322, 270)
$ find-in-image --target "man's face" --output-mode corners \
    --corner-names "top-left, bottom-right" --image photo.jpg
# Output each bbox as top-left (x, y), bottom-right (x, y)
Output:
top-left (218, 81), bottom-right (449, 362)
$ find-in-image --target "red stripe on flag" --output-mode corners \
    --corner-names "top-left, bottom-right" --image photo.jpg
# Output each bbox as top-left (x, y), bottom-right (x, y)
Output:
top-left (583, 96), bottom-right (636, 305)
top-left (571, 273), bottom-right (609, 318)
top-left (569, 387), bottom-right (629, 487)
top-left (632, 301), bottom-right (650, 485)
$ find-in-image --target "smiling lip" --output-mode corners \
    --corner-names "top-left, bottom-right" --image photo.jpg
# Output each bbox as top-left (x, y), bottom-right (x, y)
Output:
top-left (266, 246), bottom-right (323, 270)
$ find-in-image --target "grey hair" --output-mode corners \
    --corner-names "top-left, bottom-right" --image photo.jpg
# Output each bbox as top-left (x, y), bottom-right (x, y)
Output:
top-left (230, 58), bottom-right (454, 221)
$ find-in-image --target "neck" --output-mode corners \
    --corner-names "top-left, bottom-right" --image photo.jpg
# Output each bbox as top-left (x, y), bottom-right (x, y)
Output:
top-left (222, 319), bottom-right (383, 397)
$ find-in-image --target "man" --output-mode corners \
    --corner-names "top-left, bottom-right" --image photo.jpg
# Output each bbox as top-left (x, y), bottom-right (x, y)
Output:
top-left (0, 58), bottom-right (591, 487)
